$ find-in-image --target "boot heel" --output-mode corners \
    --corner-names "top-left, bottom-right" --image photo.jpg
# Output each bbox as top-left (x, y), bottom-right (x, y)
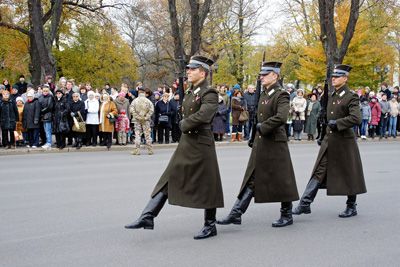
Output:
top-left (143, 226), bottom-right (154, 230)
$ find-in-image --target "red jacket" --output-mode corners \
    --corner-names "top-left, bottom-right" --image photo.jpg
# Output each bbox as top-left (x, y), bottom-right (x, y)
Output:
top-left (369, 101), bottom-right (381, 126)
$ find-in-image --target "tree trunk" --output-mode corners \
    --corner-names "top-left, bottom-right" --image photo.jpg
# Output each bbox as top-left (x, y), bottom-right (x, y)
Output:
top-left (29, 33), bottom-right (43, 86)
top-left (238, 0), bottom-right (244, 88)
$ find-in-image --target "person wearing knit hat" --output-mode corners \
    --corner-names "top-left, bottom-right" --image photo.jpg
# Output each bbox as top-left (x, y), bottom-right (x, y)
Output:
top-left (22, 88), bottom-right (41, 148)
top-left (115, 109), bottom-right (130, 145)
top-left (15, 75), bottom-right (28, 95)
top-left (0, 84), bottom-right (5, 100)
top-left (0, 90), bottom-right (19, 148)
top-left (53, 88), bottom-right (70, 149)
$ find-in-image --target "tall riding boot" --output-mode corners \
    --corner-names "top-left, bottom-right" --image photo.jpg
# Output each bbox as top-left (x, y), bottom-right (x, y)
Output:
top-left (237, 133), bottom-right (242, 142)
top-left (292, 178), bottom-right (320, 215)
top-left (214, 133), bottom-right (218, 141)
top-left (272, 202), bottom-right (293, 227)
top-left (230, 133), bottom-right (237, 142)
top-left (107, 133), bottom-right (112, 148)
top-left (217, 187), bottom-right (253, 225)
top-left (339, 195), bottom-right (357, 218)
top-left (125, 192), bottom-right (168, 230)
top-left (193, 208), bottom-right (217, 240)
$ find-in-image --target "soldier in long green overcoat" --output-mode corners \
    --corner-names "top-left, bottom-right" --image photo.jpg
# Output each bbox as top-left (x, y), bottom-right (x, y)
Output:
top-left (217, 61), bottom-right (299, 228)
top-left (125, 55), bottom-right (224, 240)
top-left (293, 64), bottom-right (367, 218)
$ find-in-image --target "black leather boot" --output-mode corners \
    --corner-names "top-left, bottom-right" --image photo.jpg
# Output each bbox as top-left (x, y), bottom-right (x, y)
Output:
top-left (194, 208), bottom-right (217, 240)
top-left (292, 178), bottom-right (320, 215)
top-left (217, 187), bottom-right (253, 225)
top-left (339, 195), bottom-right (357, 218)
top-left (76, 139), bottom-right (82, 149)
top-left (272, 202), bottom-right (293, 227)
top-left (124, 192), bottom-right (167, 230)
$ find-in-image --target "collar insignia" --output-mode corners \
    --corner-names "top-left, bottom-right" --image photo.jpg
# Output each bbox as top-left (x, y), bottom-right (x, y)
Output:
top-left (268, 89), bottom-right (275, 96)
top-left (339, 91), bottom-right (345, 97)
top-left (194, 88), bottom-right (201, 95)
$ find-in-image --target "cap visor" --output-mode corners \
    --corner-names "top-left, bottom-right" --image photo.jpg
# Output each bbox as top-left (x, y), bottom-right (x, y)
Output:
top-left (186, 64), bottom-right (201, 69)
top-left (259, 71), bottom-right (271, 75)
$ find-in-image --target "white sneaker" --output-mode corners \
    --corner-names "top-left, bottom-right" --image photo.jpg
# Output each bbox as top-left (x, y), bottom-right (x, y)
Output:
top-left (42, 144), bottom-right (51, 149)
top-left (31, 146), bottom-right (37, 149)
top-left (361, 135), bottom-right (366, 140)
top-left (26, 145), bottom-right (31, 148)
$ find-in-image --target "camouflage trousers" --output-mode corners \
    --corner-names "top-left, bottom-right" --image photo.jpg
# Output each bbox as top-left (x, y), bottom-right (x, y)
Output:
top-left (134, 120), bottom-right (153, 151)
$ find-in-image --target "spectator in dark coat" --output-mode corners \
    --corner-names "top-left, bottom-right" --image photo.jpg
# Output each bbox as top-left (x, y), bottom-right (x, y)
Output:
top-left (22, 91), bottom-right (41, 148)
top-left (79, 86), bottom-right (88, 102)
top-left (15, 75), bottom-right (28, 95)
top-left (70, 93), bottom-right (86, 149)
top-left (38, 87), bottom-right (54, 149)
top-left (155, 93), bottom-right (175, 144)
top-left (380, 82), bottom-right (391, 99)
top-left (170, 91), bottom-right (182, 143)
top-left (53, 90), bottom-right (70, 149)
top-left (3, 78), bottom-right (11, 92)
top-left (10, 86), bottom-right (21, 103)
top-left (213, 96), bottom-right (227, 141)
top-left (0, 90), bottom-right (19, 148)
top-left (244, 84), bottom-right (256, 139)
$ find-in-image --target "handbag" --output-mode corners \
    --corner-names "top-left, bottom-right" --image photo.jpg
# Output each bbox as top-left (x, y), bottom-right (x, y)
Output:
top-left (158, 104), bottom-right (169, 125)
top-left (72, 112), bottom-right (86, 133)
top-left (107, 102), bottom-right (117, 123)
top-left (238, 99), bottom-right (249, 122)
top-left (14, 130), bottom-right (24, 141)
top-left (292, 117), bottom-right (303, 131)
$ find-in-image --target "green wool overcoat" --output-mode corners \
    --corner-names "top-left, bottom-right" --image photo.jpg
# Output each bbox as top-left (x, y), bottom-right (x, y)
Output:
top-left (312, 84), bottom-right (367, 196)
top-left (151, 79), bottom-right (224, 209)
top-left (239, 82), bottom-right (299, 203)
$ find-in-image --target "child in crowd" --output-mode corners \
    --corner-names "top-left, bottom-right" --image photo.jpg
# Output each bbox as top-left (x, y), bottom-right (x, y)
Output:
top-left (115, 109), bottom-right (130, 145)
top-left (360, 97), bottom-right (371, 140)
top-left (368, 96), bottom-right (381, 139)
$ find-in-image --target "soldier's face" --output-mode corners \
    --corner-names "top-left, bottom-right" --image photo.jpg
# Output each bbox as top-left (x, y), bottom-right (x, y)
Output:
top-left (261, 72), bottom-right (277, 87)
top-left (187, 68), bottom-right (204, 85)
top-left (332, 75), bottom-right (347, 89)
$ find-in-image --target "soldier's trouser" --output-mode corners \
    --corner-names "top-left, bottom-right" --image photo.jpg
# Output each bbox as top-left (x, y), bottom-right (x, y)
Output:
top-left (135, 121), bottom-right (152, 150)
top-left (118, 131), bottom-right (127, 144)
top-left (311, 151), bottom-right (328, 182)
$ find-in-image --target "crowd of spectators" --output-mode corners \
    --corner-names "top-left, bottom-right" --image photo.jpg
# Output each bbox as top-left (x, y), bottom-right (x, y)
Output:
top-left (1, 74), bottom-right (399, 150)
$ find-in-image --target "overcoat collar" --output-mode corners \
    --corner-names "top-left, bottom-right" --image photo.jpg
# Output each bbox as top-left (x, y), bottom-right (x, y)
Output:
top-left (332, 84), bottom-right (350, 98)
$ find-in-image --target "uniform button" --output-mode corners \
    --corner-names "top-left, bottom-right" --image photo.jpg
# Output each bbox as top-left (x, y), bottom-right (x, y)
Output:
top-left (331, 111), bottom-right (333, 114)
top-left (190, 108), bottom-right (193, 111)
top-left (188, 131), bottom-right (191, 134)
top-left (259, 136), bottom-right (261, 139)
top-left (183, 99), bottom-right (185, 101)
top-left (192, 100), bottom-right (194, 102)
top-left (195, 130), bottom-right (198, 133)
top-left (330, 131), bottom-right (332, 133)
top-left (260, 113), bottom-right (263, 116)
top-left (183, 114), bottom-right (185, 117)
top-left (333, 102), bottom-right (335, 105)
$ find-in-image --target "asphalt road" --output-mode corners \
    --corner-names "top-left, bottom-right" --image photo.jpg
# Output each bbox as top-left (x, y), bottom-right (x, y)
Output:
top-left (1, 142), bottom-right (399, 267)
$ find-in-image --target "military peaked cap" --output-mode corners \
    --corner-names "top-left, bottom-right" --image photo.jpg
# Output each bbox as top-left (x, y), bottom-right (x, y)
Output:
top-left (259, 61), bottom-right (283, 75)
top-left (186, 55), bottom-right (214, 70)
top-left (332, 64), bottom-right (353, 77)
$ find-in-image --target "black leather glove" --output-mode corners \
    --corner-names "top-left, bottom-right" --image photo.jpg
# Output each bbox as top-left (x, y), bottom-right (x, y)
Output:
top-left (106, 114), bottom-right (112, 119)
top-left (179, 119), bottom-right (184, 131)
top-left (256, 123), bottom-right (262, 134)
top-left (296, 111), bottom-right (300, 116)
top-left (328, 120), bottom-right (338, 131)
top-left (216, 111), bottom-right (220, 115)
top-left (248, 138), bottom-right (254, 148)
top-left (166, 112), bottom-right (171, 115)
top-left (70, 112), bottom-right (75, 117)
top-left (317, 138), bottom-right (322, 146)
top-left (34, 120), bottom-right (38, 125)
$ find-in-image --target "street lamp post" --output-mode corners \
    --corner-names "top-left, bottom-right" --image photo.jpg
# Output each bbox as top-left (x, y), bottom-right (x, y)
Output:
top-left (376, 66), bottom-right (389, 90)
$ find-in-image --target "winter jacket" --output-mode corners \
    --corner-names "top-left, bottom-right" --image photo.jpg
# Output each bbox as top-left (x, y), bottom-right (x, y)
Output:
top-left (213, 101), bottom-right (227, 134)
top-left (379, 100), bottom-right (390, 115)
top-left (16, 104), bottom-right (26, 132)
top-left (22, 98), bottom-right (41, 129)
top-left (155, 100), bottom-right (175, 127)
top-left (38, 93), bottom-right (54, 122)
top-left (85, 98), bottom-right (100, 125)
top-left (53, 96), bottom-right (70, 133)
top-left (244, 91), bottom-right (256, 110)
top-left (369, 101), bottom-right (381, 126)
top-left (99, 101), bottom-right (117, 132)
top-left (115, 116), bottom-right (130, 133)
top-left (0, 98), bottom-right (19, 129)
top-left (15, 81), bottom-right (27, 95)
top-left (389, 100), bottom-right (399, 117)
top-left (231, 97), bottom-right (246, 126)
top-left (114, 97), bottom-right (131, 120)
top-left (291, 95), bottom-right (307, 120)
top-left (170, 98), bottom-right (181, 124)
top-left (70, 100), bottom-right (86, 121)
top-left (360, 103), bottom-right (371, 121)
top-left (219, 91), bottom-right (230, 111)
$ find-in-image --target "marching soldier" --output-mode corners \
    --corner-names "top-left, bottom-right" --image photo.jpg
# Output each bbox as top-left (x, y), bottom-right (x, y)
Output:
top-left (125, 55), bottom-right (224, 239)
top-left (217, 61), bottom-right (299, 228)
top-left (292, 64), bottom-right (367, 218)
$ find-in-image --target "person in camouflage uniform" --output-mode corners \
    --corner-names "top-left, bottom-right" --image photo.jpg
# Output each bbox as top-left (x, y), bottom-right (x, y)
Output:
top-left (130, 88), bottom-right (154, 155)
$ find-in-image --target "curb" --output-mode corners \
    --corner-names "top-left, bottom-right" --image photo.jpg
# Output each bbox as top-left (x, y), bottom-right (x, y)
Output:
top-left (0, 137), bottom-right (398, 156)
